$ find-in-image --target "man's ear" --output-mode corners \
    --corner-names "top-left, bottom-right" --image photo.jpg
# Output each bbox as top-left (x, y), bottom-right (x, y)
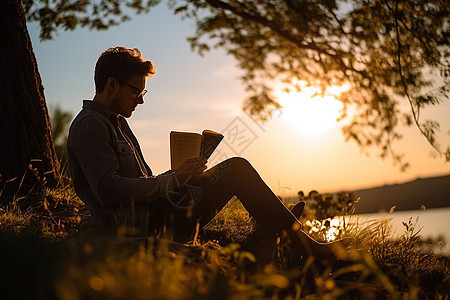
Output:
top-left (105, 77), bottom-right (119, 94)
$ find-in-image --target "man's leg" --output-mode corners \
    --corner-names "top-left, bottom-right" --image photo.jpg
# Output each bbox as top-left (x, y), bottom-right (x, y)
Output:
top-left (194, 157), bottom-right (296, 230)
top-left (191, 157), bottom-right (337, 260)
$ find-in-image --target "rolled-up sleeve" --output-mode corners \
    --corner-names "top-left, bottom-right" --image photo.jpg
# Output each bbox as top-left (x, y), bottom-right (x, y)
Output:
top-left (68, 116), bottom-right (175, 207)
top-left (156, 170), bottom-right (175, 199)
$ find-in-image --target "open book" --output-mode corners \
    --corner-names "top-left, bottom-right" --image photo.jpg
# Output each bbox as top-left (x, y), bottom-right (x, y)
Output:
top-left (170, 130), bottom-right (224, 170)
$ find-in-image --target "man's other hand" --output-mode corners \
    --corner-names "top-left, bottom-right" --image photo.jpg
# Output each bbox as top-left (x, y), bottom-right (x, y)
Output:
top-left (175, 156), bottom-right (207, 186)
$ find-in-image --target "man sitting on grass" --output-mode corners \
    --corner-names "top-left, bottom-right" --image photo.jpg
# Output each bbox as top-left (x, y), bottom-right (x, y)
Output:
top-left (67, 46), bottom-right (341, 260)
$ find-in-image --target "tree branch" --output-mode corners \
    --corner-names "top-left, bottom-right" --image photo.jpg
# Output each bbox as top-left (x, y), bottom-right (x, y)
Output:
top-left (387, 0), bottom-right (444, 156)
top-left (205, 0), bottom-right (341, 61)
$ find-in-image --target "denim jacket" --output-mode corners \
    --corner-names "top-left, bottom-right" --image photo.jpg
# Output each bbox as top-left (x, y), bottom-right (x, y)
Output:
top-left (67, 100), bottom-right (174, 223)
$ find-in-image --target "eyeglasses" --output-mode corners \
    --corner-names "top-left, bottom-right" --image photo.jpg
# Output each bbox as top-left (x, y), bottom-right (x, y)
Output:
top-left (119, 80), bottom-right (148, 100)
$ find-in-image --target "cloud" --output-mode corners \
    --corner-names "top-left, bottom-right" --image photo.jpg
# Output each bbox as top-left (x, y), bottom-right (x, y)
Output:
top-left (129, 119), bottom-right (169, 129)
top-left (210, 100), bottom-right (243, 118)
top-left (212, 63), bottom-right (242, 78)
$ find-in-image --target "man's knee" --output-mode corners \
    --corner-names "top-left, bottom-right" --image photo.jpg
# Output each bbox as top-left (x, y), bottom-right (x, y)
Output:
top-left (204, 156), bottom-right (258, 187)
top-left (224, 156), bottom-right (253, 171)
top-left (207, 157), bottom-right (254, 181)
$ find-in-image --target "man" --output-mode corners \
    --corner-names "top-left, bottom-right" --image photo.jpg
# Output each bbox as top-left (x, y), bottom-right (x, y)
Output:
top-left (67, 46), bottom-right (339, 259)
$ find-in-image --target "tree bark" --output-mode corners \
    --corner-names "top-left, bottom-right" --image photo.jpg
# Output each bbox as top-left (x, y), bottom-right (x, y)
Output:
top-left (0, 0), bottom-right (59, 204)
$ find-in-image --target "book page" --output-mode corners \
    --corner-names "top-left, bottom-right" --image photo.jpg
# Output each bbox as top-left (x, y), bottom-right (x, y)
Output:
top-left (170, 131), bottom-right (203, 170)
top-left (201, 129), bottom-right (224, 159)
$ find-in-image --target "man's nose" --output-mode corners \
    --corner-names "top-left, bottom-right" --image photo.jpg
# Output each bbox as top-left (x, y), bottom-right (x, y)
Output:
top-left (137, 96), bottom-right (144, 104)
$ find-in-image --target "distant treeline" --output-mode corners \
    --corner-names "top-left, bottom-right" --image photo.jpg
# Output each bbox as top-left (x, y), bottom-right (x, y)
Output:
top-left (284, 174), bottom-right (450, 215)
top-left (351, 174), bottom-right (450, 214)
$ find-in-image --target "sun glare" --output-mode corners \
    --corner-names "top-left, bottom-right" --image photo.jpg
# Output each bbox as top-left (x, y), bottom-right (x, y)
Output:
top-left (275, 81), bottom-right (349, 137)
top-left (325, 218), bottom-right (343, 241)
top-left (305, 218), bottom-right (343, 242)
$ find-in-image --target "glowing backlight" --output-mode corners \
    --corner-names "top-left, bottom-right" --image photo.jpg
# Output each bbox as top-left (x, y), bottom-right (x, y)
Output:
top-left (275, 81), bottom-right (350, 137)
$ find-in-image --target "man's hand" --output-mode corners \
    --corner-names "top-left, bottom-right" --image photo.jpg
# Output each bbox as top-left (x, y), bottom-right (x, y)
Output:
top-left (174, 156), bottom-right (207, 187)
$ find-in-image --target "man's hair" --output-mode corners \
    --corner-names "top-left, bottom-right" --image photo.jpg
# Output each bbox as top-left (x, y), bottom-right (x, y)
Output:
top-left (94, 46), bottom-right (156, 93)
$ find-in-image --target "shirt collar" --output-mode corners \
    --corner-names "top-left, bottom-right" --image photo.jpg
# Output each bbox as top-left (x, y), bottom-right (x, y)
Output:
top-left (82, 100), bottom-right (132, 128)
top-left (82, 100), bottom-right (116, 121)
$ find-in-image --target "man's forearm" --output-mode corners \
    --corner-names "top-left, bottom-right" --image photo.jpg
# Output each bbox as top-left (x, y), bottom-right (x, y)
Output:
top-left (95, 172), bottom-right (175, 207)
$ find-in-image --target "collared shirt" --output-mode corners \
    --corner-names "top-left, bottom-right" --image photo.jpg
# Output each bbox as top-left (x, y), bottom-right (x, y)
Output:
top-left (67, 100), bottom-right (175, 224)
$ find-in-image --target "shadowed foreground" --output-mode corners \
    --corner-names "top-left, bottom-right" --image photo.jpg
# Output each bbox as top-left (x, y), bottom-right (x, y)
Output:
top-left (0, 188), bottom-right (449, 300)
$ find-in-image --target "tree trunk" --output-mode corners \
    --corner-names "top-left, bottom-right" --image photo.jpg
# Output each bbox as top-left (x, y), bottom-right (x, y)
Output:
top-left (0, 0), bottom-right (59, 204)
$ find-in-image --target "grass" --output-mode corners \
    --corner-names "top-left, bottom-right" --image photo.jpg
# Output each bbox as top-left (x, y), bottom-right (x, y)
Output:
top-left (0, 180), bottom-right (449, 300)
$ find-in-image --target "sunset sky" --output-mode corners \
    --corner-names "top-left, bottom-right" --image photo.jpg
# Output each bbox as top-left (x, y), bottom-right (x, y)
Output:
top-left (28, 5), bottom-right (450, 197)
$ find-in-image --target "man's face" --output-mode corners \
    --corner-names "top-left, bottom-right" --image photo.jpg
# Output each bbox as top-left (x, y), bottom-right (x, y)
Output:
top-left (110, 75), bottom-right (147, 118)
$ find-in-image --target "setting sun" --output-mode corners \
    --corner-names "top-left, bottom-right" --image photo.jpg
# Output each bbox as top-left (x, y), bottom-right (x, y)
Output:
top-left (274, 81), bottom-right (349, 137)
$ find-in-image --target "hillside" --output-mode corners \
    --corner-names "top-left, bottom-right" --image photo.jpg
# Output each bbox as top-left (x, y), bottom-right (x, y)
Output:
top-left (352, 174), bottom-right (450, 214)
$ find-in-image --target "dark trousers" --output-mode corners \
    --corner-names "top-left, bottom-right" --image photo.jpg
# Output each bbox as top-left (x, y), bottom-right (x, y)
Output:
top-left (161, 157), bottom-right (299, 241)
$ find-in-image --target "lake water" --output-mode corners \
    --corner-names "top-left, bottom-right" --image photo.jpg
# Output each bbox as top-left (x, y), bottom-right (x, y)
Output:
top-left (352, 207), bottom-right (450, 254)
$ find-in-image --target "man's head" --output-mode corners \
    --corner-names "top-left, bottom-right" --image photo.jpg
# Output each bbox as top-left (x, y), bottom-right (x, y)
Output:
top-left (94, 47), bottom-right (156, 117)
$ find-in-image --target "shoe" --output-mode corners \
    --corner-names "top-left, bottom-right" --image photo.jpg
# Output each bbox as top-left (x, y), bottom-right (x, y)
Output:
top-left (290, 201), bottom-right (305, 220)
top-left (288, 229), bottom-right (340, 261)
